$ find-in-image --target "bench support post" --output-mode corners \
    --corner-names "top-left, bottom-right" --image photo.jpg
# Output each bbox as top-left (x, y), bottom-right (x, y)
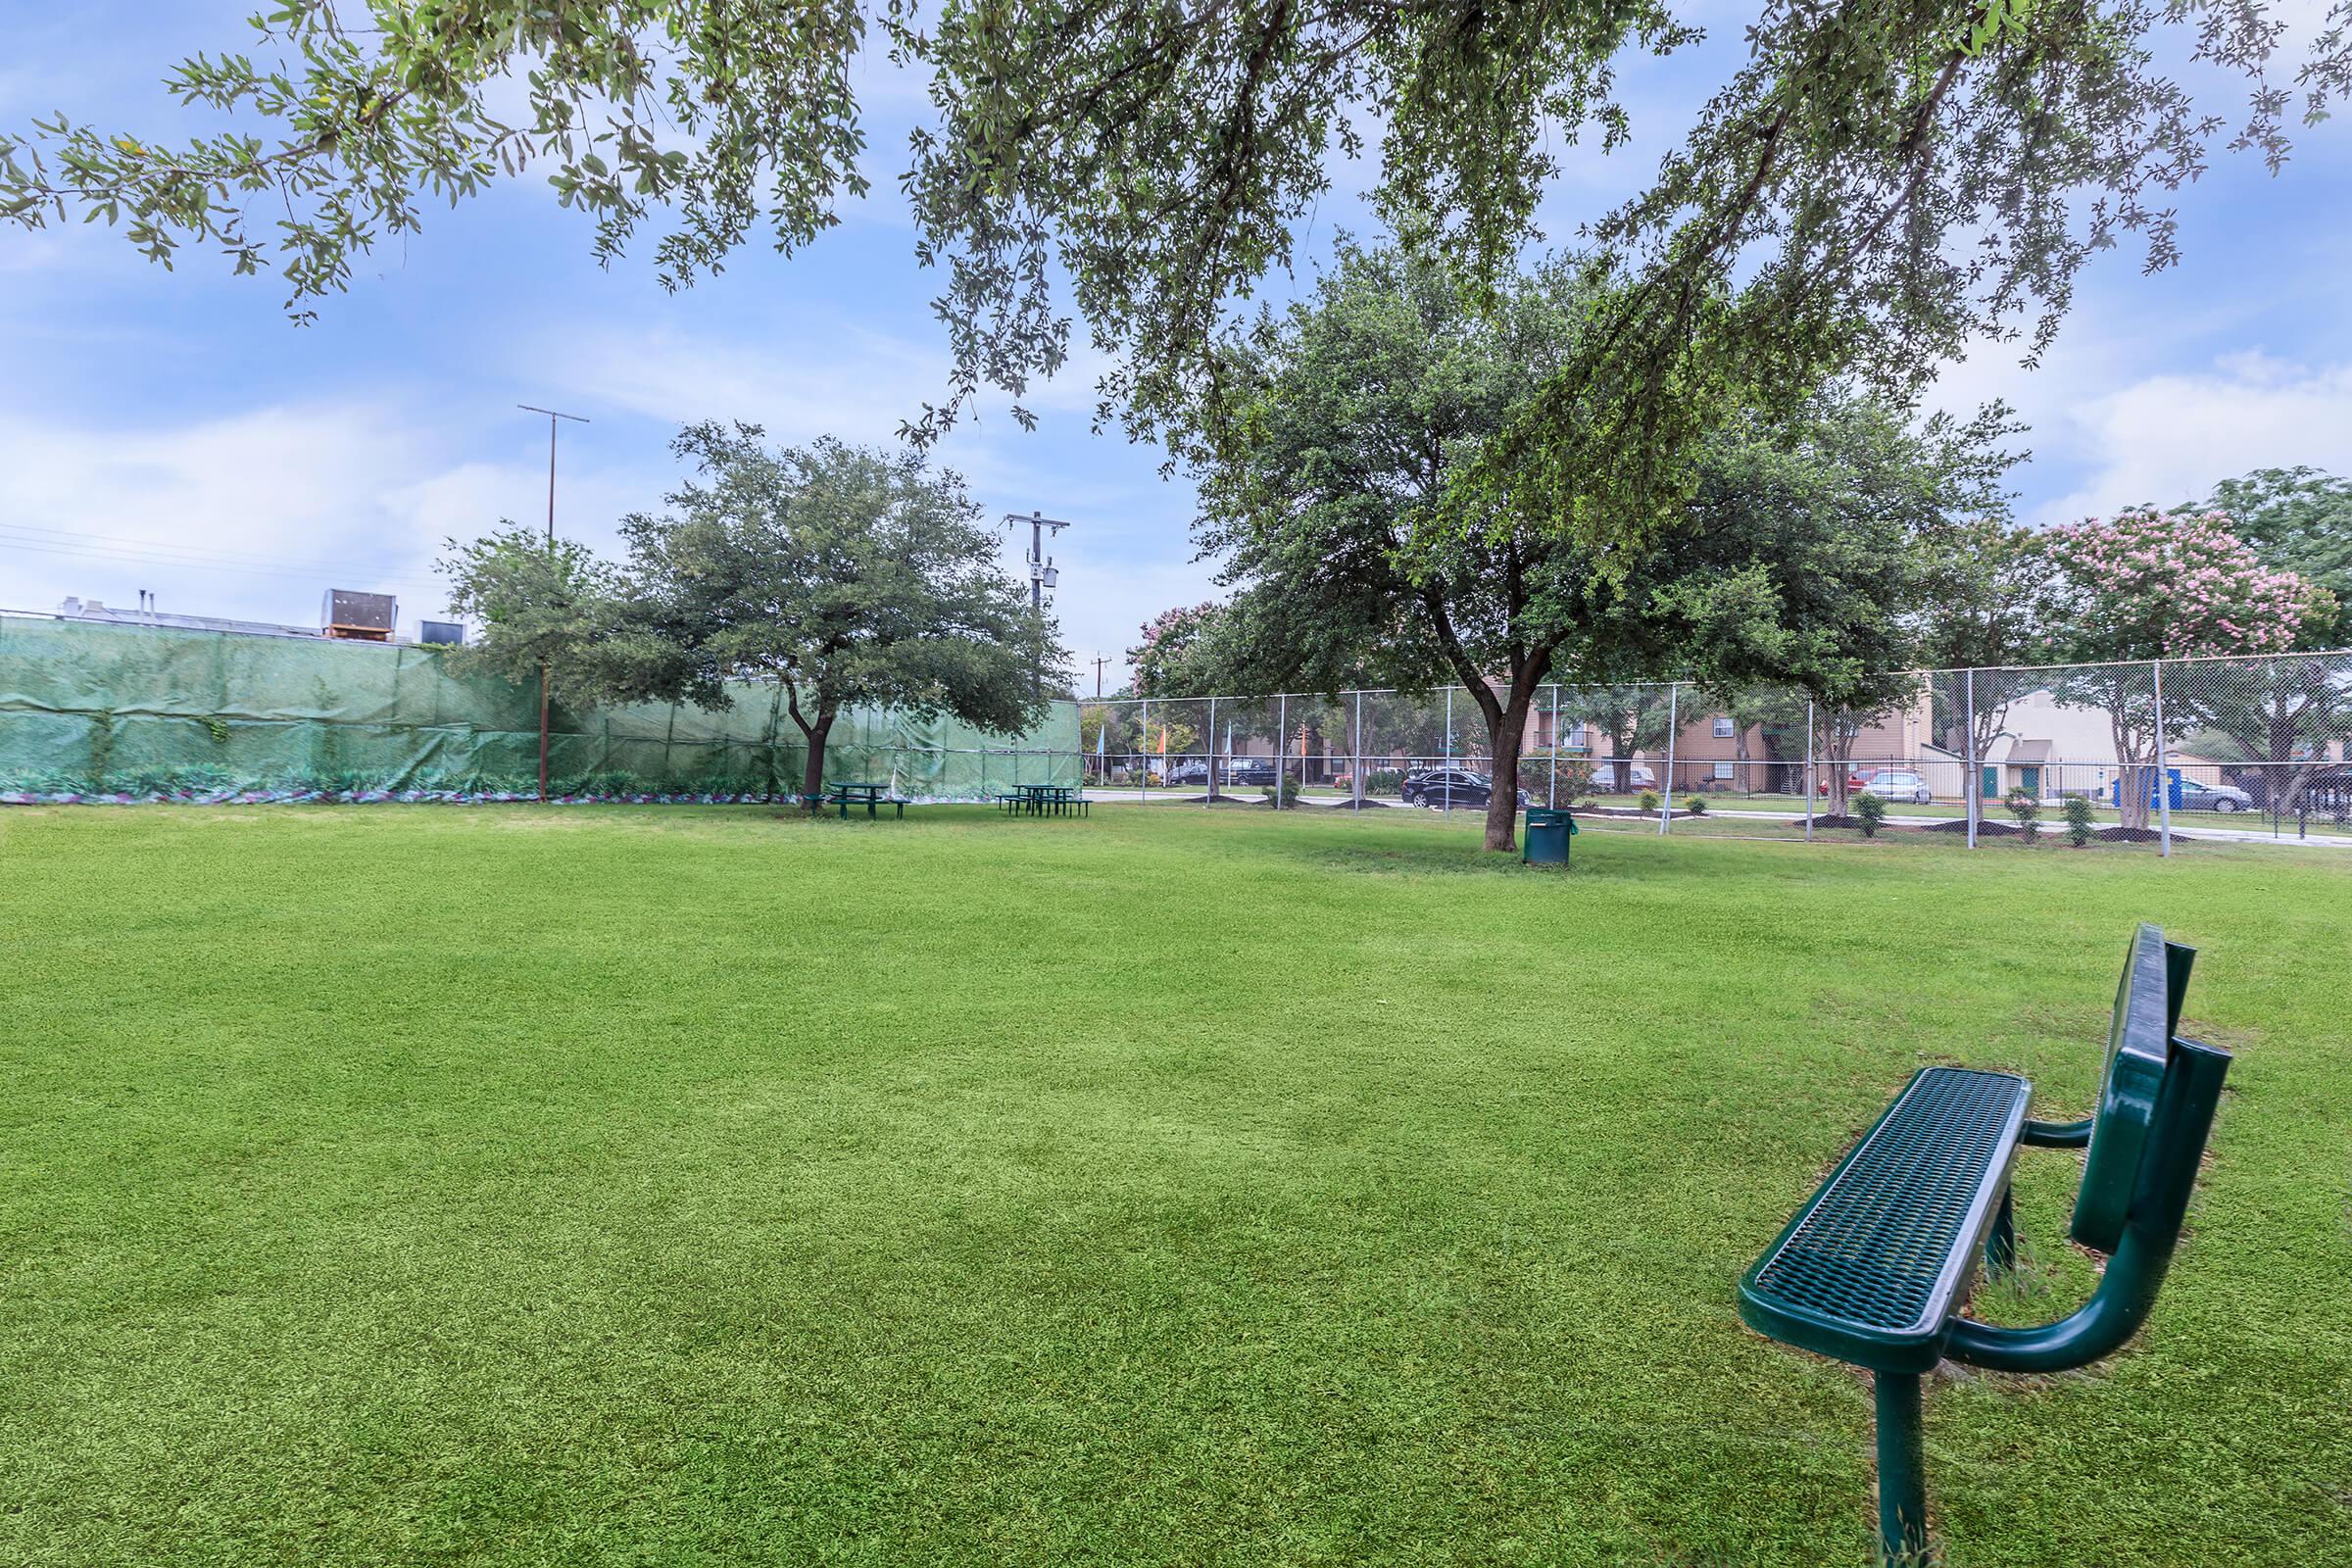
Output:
top-left (1986, 1187), bottom-right (2016, 1277)
top-left (1874, 1372), bottom-right (1931, 1565)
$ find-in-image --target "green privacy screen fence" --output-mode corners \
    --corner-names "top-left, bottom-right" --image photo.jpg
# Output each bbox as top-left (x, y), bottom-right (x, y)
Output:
top-left (0, 614), bottom-right (1080, 805)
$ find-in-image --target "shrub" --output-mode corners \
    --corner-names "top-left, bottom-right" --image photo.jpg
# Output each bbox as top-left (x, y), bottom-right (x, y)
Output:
top-left (2064, 795), bottom-right (2096, 848)
top-left (1684, 793), bottom-right (1708, 816)
top-left (1263, 771), bottom-right (1301, 808)
top-left (1363, 767), bottom-right (1404, 797)
top-left (2006, 786), bottom-right (2042, 840)
top-left (1637, 789), bottom-right (1662, 812)
top-left (1854, 793), bottom-right (1887, 837)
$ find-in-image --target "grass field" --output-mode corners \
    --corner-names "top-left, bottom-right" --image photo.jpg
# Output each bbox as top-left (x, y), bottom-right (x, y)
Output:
top-left (3, 804), bottom-right (2348, 1567)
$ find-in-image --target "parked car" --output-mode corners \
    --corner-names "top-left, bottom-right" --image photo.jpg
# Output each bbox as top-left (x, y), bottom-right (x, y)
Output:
top-left (1592, 761), bottom-right (1655, 792)
top-left (1162, 759), bottom-right (1210, 786)
top-left (1225, 756), bottom-right (1281, 786)
top-left (1857, 769), bottom-right (1935, 805)
top-left (2178, 779), bottom-right (2253, 813)
top-left (1402, 765), bottom-right (1528, 808)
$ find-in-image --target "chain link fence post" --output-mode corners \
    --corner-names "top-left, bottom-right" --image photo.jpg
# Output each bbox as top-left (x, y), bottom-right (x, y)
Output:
top-left (1276, 691), bottom-right (1287, 808)
top-left (1352, 688), bottom-right (1365, 808)
top-left (1206, 694), bottom-right (1218, 808)
top-left (1804, 700), bottom-right (1816, 842)
top-left (2152, 659), bottom-right (2173, 858)
top-left (1547, 683), bottom-right (1560, 808)
top-left (1443, 686), bottom-right (1453, 814)
top-left (1964, 668), bottom-right (1978, 850)
top-left (1658, 681), bottom-right (1679, 834)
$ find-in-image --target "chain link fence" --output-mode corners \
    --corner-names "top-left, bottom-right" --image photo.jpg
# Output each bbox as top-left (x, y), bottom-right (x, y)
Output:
top-left (1076, 651), bottom-right (2352, 852)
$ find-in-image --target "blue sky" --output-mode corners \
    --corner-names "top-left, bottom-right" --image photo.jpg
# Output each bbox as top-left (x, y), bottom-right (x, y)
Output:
top-left (5, 3), bottom-right (2351, 689)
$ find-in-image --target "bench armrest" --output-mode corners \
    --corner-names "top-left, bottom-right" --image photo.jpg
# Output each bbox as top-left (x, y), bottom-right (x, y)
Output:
top-left (1947, 1038), bottom-right (2229, 1375)
top-left (2021, 1116), bottom-right (2092, 1149)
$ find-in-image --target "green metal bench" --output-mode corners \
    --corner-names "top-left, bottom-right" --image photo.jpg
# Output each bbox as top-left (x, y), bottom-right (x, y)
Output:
top-left (1738, 924), bottom-right (2230, 1563)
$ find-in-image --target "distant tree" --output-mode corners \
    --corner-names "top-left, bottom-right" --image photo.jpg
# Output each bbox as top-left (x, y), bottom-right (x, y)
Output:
top-left (2193, 467), bottom-right (2352, 649)
top-left (1556, 684), bottom-right (1676, 795)
top-left (612, 423), bottom-right (1066, 806)
top-left (1127, 603), bottom-right (1229, 699)
top-left (2043, 508), bottom-right (2316, 829)
top-left (1190, 242), bottom-right (1668, 852)
top-left (437, 524), bottom-right (633, 798)
top-left (1912, 514), bottom-right (2053, 812)
top-left (1658, 395), bottom-right (2007, 813)
top-left (437, 525), bottom-right (624, 702)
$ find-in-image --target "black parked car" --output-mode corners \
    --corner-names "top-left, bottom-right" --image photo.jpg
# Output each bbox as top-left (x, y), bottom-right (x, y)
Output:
top-left (1401, 765), bottom-right (1526, 808)
top-left (1225, 757), bottom-right (1282, 786)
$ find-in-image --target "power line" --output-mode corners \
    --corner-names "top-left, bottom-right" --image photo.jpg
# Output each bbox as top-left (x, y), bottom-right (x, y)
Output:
top-left (0, 519), bottom-right (433, 575)
top-left (0, 532), bottom-right (447, 594)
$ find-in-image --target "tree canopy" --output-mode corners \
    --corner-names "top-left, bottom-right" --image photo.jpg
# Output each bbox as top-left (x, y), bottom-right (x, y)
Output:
top-left (1189, 242), bottom-right (1668, 847)
top-left (1659, 394), bottom-right (2014, 809)
top-left (2193, 467), bottom-right (2352, 649)
top-left (445, 424), bottom-right (1065, 803)
top-left (8, 1), bottom-right (2345, 533)
top-left (438, 525), bottom-right (628, 708)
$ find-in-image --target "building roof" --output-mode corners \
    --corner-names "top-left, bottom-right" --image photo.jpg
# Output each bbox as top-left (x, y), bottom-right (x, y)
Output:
top-left (54, 598), bottom-right (324, 639)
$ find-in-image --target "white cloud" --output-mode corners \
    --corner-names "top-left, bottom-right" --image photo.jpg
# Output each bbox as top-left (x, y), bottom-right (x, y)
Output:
top-left (0, 401), bottom-right (660, 630)
top-left (2010, 354), bottom-right (2352, 525)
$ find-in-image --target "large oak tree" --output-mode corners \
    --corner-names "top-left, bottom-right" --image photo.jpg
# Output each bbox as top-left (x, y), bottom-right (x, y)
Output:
top-left (608, 423), bottom-right (1066, 804)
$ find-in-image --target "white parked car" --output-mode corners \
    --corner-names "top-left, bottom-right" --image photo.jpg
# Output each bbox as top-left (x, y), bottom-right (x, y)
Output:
top-left (1858, 770), bottom-right (1936, 805)
top-left (1594, 761), bottom-right (1656, 791)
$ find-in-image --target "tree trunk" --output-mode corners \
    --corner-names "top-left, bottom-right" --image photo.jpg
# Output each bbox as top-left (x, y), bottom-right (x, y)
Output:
top-left (1825, 714), bottom-right (1863, 816)
top-left (1474, 679), bottom-right (1544, 853)
top-left (799, 715), bottom-right (834, 811)
top-left (1483, 715), bottom-right (1526, 852)
top-left (2111, 704), bottom-right (2150, 831)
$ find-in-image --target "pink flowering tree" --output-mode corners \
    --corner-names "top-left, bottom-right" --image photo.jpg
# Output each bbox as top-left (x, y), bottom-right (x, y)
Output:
top-left (2046, 509), bottom-right (2315, 828)
top-left (1126, 604), bottom-right (1227, 700)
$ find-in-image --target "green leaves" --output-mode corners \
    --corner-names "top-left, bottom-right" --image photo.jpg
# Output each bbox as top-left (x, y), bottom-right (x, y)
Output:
top-left (614, 423), bottom-right (1068, 741)
top-left (7, 0), bottom-right (2348, 523)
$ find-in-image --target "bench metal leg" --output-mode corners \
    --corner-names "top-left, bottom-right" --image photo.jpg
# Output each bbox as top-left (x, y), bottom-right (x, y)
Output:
top-left (1874, 1371), bottom-right (1931, 1566)
top-left (1986, 1187), bottom-right (2016, 1278)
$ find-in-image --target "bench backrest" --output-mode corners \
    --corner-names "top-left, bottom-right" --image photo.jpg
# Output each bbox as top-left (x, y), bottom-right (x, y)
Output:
top-left (2069, 922), bottom-right (2198, 1251)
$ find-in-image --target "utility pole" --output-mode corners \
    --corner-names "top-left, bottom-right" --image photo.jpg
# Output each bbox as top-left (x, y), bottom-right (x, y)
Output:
top-left (519, 405), bottom-right (589, 803)
top-left (1091, 653), bottom-right (1111, 698)
top-left (1004, 509), bottom-right (1077, 612)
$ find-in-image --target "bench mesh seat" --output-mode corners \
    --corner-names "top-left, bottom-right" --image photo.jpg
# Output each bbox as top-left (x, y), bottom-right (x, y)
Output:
top-left (1740, 1067), bottom-right (2030, 1370)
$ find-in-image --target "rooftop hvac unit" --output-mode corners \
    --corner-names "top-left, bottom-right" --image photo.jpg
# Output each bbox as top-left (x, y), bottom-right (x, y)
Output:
top-left (321, 589), bottom-right (397, 641)
top-left (418, 619), bottom-right (466, 646)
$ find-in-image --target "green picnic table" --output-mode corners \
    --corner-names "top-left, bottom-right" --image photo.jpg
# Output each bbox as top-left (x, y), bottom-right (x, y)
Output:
top-left (999, 783), bottom-right (1088, 817)
top-left (824, 781), bottom-right (904, 819)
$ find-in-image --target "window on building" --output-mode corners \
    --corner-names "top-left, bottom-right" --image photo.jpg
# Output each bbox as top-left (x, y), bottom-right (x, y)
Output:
top-left (1712, 716), bottom-right (1735, 738)
top-left (1713, 761), bottom-right (1735, 780)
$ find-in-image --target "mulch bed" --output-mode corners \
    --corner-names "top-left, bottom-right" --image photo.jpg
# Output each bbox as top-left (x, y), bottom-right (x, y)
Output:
top-left (1576, 806), bottom-right (1700, 819)
top-left (1921, 817), bottom-right (2023, 836)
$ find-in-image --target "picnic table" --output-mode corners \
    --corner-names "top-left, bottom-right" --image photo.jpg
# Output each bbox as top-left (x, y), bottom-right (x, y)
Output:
top-left (998, 783), bottom-right (1088, 817)
top-left (823, 781), bottom-right (904, 819)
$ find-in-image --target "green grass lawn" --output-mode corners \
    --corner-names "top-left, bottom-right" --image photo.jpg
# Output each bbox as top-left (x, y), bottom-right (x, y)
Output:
top-left (3, 805), bottom-right (2347, 1567)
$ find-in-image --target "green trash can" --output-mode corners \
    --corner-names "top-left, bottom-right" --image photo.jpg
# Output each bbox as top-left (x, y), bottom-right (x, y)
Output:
top-left (1523, 807), bottom-right (1576, 866)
